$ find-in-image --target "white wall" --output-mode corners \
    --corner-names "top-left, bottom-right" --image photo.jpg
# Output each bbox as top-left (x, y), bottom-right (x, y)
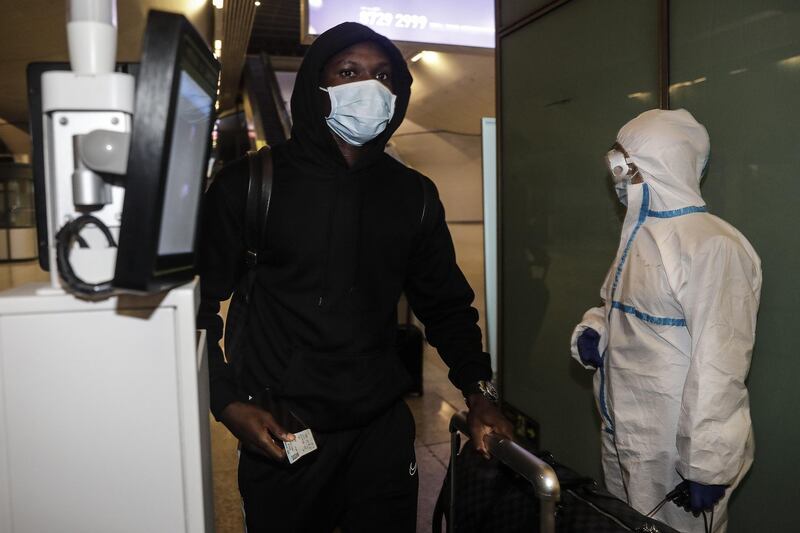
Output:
top-left (389, 49), bottom-right (496, 352)
top-left (390, 49), bottom-right (495, 223)
top-left (390, 121), bottom-right (484, 222)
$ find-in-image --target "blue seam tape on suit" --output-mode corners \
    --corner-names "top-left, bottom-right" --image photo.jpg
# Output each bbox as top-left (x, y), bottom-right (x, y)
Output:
top-left (647, 205), bottom-right (708, 218)
top-left (600, 186), bottom-right (700, 437)
top-left (598, 363), bottom-right (615, 434)
top-left (610, 184), bottom-right (651, 299)
top-left (611, 301), bottom-right (687, 327)
top-left (602, 184), bottom-right (651, 435)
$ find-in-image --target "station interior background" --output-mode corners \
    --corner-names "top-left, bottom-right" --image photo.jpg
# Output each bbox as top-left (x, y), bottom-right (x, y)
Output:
top-left (1, 1), bottom-right (492, 531)
top-left (1, 1), bottom-right (799, 532)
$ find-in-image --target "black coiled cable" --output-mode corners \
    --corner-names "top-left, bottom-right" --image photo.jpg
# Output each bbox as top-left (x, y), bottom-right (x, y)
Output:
top-left (55, 214), bottom-right (117, 297)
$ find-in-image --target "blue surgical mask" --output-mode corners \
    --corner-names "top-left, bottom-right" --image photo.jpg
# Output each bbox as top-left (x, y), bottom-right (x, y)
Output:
top-left (615, 181), bottom-right (629, 206)
top-left (320, 80), bottom-right (396, 146)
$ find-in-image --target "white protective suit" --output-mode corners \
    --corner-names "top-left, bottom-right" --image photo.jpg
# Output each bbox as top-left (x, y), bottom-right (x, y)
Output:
top-left (570, 109), bottom-right (761, 533)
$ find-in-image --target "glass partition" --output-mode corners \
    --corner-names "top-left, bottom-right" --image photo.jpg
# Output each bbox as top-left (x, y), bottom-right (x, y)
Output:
top-left (499, 0), bottom-right (659, 478)
top-left (670, 1), bottom-right (800, 530)
top-left (0, 163), bottom-right (36, 262)
top-left (499, 1), bottom-right (558, 30)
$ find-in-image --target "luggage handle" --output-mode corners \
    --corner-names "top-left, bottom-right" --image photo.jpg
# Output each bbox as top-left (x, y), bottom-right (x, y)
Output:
top-left (448, 411), bottom-right (560, 533)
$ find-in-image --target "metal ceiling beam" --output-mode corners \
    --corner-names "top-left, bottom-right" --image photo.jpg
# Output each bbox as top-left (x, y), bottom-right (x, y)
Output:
top-left (218, 0), bottom-right (259, 112)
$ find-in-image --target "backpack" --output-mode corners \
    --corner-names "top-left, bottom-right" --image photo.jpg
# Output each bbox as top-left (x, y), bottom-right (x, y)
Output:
top-left (223, 146), bottom-right (273, 376)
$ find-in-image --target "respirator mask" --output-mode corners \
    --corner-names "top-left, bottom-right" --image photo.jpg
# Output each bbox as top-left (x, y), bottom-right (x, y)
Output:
top-left (320, 79), bottom-right (396, 147)
top-left (605, 144), bottom-right (638, 206)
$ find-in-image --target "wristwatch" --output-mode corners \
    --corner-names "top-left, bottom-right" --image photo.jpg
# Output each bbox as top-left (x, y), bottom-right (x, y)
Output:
top-left (464, 380), bottom-right (499, 405)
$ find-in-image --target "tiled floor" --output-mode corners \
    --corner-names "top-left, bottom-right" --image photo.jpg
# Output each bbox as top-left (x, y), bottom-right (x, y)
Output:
top-left (0, 260), bottom-right (49, 290)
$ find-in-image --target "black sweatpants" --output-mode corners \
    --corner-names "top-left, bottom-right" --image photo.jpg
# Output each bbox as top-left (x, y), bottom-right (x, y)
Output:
top-left (238, 400), bottom-right (418, 533)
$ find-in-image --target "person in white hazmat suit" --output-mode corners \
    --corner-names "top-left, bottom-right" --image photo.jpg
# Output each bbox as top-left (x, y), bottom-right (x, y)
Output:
top-left (570, 109), bottom-right (761, 533)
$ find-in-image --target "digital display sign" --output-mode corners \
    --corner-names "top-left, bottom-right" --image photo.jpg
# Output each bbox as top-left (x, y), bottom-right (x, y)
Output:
top-left (305, 0), bottom-right (495, 49)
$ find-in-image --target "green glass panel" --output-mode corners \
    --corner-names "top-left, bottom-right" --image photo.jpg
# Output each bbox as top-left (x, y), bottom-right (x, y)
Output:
top-left (499, 0), bottom-right (659, 479)
top-left (670, 1), bottom-right (800, 530)
top-left (499, 0), bottom-right (558, 30)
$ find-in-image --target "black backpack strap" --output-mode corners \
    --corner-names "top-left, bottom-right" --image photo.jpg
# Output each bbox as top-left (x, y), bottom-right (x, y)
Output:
top-left (243, 146), bottom-right (273, 301)
top-left (418, 173), bottom-right (432, 226)
top-left (244, 151), bottom-right (260, 264)
top-left (224, 147), bottom-right (274, 375)
top-left (400, 175), bottom-right (433, 324)
top-left (257, 146), bottom-right (274, 250)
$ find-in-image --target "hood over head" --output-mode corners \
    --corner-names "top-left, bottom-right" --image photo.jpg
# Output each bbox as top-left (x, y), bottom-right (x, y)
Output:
top-left (617, 108), bottom-right (710, 210)
top-left (286, 22), bottom-right (413, 176)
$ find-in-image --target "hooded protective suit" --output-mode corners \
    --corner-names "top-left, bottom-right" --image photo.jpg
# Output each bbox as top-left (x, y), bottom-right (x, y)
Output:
top-left (570, 109), bottom-right (761, 533)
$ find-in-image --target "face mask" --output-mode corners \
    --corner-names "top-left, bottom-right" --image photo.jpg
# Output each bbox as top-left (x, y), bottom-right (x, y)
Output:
top-left (320, 79), bottom-right (397, 147)
top-left (615, 181), bottom-right (629, 206)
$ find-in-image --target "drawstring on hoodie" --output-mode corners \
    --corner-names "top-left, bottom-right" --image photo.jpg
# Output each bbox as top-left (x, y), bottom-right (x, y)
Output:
top-left (351, 175), bottom-right (364, 293)
top-left (318, 179), bottom-right (341, 307)
top-left (317, 173), bottom-right (365, 311)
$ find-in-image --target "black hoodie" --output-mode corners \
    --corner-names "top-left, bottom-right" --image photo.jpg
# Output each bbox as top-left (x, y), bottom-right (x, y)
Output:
top-left (197, 23), bottom-right (491, 431)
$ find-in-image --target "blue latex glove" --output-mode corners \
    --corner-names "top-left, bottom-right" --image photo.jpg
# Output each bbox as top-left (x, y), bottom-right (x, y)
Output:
top-left (688, 481), bottom-right (726, 513)
top-left (670, 480), bottom-right (727, 514)
top-left (576, 328), bottom-right (603, 368)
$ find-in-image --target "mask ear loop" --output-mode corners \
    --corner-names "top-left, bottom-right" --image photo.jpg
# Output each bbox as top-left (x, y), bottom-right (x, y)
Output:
top-left (319, 86), bottom-right (335, 119)
top-left (629, 163), bottom-right (643, 183)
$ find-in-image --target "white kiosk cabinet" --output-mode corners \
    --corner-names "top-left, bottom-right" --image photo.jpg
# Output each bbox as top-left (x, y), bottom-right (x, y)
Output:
top-left (0, 281), bottom-right (213, 533)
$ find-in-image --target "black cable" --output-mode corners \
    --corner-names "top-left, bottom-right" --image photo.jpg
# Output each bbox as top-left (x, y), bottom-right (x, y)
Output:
top-left (646, 495), bottom-right (670, 518)
top-left (603, 353), bottom-right (631, 505)
top-left (612, 430), bottom-right (631, 504)
top-left (647, 484), bottom-right (682, 518)
top-left (55, 214), bottom-right (116, 297)
top-left (600, 306), bottom-right (632, 506)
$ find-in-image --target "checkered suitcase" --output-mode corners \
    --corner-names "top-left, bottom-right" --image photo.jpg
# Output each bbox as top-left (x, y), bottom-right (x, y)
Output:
top-left (433, 414), bottom-right (679, 533)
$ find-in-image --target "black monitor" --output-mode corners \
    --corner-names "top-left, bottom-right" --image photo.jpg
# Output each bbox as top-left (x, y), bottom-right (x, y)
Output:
top-left (113, 11), bottom-right (219, 292)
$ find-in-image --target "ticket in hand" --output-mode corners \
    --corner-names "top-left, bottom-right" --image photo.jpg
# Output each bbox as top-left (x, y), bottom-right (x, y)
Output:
top-left (284, 429), bottom-right (318, 464)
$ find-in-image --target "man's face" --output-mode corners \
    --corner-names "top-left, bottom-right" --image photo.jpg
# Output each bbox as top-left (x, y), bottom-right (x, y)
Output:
top-left (319, 41), bottom-right (394, 115)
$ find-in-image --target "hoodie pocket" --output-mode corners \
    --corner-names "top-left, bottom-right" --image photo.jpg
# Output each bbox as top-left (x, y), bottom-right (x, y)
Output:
top-left (277, 348), bottom-right (412, 432)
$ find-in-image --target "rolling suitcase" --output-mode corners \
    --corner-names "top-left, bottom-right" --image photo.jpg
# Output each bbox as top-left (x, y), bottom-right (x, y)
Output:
top-left (434, 412), bottom-right (679, 533)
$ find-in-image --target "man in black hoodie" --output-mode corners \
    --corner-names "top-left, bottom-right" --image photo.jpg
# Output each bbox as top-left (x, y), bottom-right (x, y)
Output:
top-left (197, 22), bottom-right (512, 532)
